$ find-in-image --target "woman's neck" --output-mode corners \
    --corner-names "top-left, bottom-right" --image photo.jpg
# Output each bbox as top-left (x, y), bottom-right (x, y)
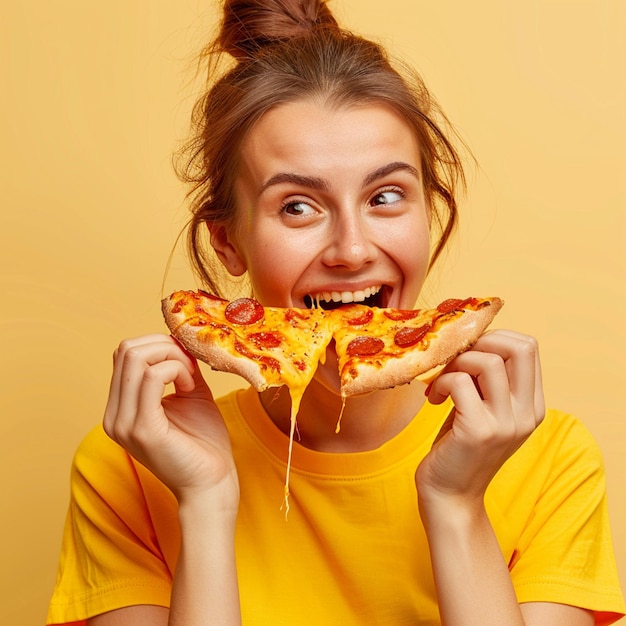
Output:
top-left (259, 378), bottom-right (427, 454)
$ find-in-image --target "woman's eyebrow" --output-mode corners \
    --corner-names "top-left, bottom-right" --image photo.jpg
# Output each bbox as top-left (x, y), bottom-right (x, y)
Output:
top-left (363, 161), bottom-right (420, 186)
top-left (260, 161), bottom-right (419, 194)
top-left (261, 172), bottom-right (329, 192)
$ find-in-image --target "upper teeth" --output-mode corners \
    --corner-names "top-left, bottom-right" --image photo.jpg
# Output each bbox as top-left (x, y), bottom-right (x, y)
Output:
top-left (310, 285), bottom-right (381, 306)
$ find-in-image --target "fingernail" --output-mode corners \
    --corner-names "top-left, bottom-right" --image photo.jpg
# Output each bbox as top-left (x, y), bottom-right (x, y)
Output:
top-left (424, 381), bottom-right (432, 397)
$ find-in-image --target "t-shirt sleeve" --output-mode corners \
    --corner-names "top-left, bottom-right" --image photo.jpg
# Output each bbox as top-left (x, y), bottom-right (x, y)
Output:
top-left (508, 413), bottom-right (625, 625)
top-left (46, 426), bottom-right (174, 625)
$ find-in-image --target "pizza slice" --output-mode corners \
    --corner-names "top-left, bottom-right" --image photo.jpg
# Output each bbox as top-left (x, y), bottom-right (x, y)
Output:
top-left (162, 290), bottom-right (333, 406)
top-left (332, 297), bottom-right (504, 397)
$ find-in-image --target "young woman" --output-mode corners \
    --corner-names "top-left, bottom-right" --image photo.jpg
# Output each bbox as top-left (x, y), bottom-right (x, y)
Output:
top-left (47, 1), bottom-right (625, 624)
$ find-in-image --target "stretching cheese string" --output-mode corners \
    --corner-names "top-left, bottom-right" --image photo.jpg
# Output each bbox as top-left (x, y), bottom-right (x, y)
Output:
top-left (335, 396), bottom-right (347, 434)
top-left (281, 391), bottom-right (347, 519)
top-left (281, 387), bottom-right (305, 520)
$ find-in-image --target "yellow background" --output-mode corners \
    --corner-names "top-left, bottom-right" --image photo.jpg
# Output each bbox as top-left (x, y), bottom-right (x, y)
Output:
top-left (1, 1), bottom-right (624, 623)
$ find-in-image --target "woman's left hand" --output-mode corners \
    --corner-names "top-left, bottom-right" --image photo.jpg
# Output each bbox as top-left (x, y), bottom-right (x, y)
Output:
top-left (416, 329), bottom-right (545, 506)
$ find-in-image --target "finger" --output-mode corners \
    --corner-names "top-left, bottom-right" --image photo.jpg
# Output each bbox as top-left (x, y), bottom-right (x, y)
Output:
top-left (473, 330), bottom-right (545, 423)
top-left (178, 357), bottom-right (214, 399)
top-left (133, 359), bottom-right (196, 434)
top-left (490, 330), bottom-right (545, 421)
top-left (105, 337), bottom-right (194, 436)
top-left (427, 369), bottom-right (488, 416)
top-left (107, 334), bottom-right (186, 418)
top-left (436, 350), bottom-right (513, 413)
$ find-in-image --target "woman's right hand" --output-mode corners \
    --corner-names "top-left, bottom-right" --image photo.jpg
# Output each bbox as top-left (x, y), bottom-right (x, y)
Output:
top-left (103, 334), bottom-right (239, 514)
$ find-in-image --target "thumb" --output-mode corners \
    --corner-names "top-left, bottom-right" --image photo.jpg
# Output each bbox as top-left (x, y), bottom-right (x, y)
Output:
top-left (174, 356), bottom-right (214, 400)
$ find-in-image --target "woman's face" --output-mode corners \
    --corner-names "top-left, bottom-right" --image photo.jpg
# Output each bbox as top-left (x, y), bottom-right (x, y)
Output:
top-left (216, 99), bottom-right (431, 312)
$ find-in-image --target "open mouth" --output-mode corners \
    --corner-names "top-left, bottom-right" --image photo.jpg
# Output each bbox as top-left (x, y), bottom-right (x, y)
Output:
top-left (303, 285), bottom-right (388, 310)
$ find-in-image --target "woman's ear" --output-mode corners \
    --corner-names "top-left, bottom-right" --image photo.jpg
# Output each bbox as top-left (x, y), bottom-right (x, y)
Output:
top-left (208, 223), bottom-right (247, 276)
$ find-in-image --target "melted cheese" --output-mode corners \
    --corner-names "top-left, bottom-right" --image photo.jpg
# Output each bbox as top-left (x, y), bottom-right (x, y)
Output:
top-left (335, 396), bottom-right (347, 434)
top-left (281, 386), bottom-right (305, 519)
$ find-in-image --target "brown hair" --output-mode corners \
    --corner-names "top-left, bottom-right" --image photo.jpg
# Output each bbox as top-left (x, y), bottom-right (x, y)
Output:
top-left (175, 0), bottom-right (466, 297)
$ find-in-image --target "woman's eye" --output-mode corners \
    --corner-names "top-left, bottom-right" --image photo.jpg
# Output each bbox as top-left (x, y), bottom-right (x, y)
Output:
top-left (371, 189), bottom-right (403, 206)
top-left (282, 201), bottom-right (315, 217)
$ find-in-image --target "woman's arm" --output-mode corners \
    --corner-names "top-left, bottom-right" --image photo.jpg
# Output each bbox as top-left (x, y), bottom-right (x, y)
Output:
top-left (417, 330), bottom-right (593, 625)
top-left (419, 491), bottom-right (525, 626)
top-left (419, 491), bottom-right (594, 626)
top-left (92, 334), bottom-right (242, 625)
top-left (168, 498), bottom-right (240, 625)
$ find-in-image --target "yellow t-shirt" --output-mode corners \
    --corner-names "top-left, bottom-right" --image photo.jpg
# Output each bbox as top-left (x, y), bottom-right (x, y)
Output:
top-left (47, 388), bottom-right (625, 625)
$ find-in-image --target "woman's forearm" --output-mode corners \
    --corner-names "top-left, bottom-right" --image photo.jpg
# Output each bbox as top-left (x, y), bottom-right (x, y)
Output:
top-left (419, 494), bottom-right (524, 626)
top-left (169, 499), bottom-right (241, 626)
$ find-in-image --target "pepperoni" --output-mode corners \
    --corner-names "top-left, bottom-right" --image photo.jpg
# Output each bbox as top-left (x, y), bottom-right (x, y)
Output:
top-left (346, 335), bottom-right (384, 357)
top-left (384, 309), bottom-right (420, 321)
top-left (234, 341), bottom-right (280, 372)
top-left (344, 307), bottom-right (374, 326)
top-left (171, 300), bottom-right (185, 314)
top-left (248, 331), bottom-right (282, 349)
top-left (437, 298), bottom-right (472, 314)
top-left (225, 297), bottom-right (264, 325)
top-left (394, 324), bottom-right (430, 347)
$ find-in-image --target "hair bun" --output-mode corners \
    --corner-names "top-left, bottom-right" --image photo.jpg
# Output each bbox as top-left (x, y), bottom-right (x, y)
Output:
top-left (218, 0), bottom-right (338, 60)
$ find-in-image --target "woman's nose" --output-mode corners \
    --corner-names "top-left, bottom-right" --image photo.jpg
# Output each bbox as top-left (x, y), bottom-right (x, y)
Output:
top-left (321, 212), bottom-right (378, 270)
